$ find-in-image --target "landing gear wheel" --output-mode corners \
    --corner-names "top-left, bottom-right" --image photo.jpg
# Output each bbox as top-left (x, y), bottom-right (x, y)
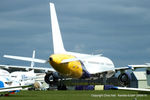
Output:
top-left (57, 84), bottom-right (67, 90)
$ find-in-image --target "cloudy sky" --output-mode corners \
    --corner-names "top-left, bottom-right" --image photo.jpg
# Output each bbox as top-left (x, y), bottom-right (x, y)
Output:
top-left (0, 0), bottom-right (150, 68)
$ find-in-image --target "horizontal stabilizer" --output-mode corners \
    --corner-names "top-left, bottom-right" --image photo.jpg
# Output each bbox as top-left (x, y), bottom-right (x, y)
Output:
top-left (4, 55), bottom-right (47, 63)
top-left (61, 58), bottom-right (80, 63)
top-left (61, 54), bottom-right (102, 63)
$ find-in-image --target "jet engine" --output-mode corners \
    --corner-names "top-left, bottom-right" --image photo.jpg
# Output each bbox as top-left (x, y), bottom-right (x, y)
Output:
top-left (146, 68), bottom-right (150, 86)
top-left (44, 72), bottom-right (60, 86)
top-left (118, 73), bottom-right (131, 86)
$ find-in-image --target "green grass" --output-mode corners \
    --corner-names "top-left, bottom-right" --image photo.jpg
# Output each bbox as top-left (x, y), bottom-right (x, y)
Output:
top-left (1, 90), bottom-right (150, 100)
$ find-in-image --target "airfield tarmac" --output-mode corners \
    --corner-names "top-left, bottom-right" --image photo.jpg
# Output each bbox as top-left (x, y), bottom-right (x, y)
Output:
top-left (0, 90), bottom-right (149, 100)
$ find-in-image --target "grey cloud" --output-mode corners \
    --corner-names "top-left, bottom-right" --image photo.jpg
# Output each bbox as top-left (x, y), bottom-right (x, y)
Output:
top-left (0, 0), bottom-right (150, 67)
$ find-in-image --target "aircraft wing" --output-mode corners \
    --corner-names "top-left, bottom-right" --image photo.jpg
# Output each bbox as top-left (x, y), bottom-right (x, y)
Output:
top-left (90, 64), bottom-right (150, 78)
top-left (0, 87), bottom-right (22, 93)
top-left (0, 84), bottom-right (32, 95)
top-left (113, 86), bottom-right (150, 92)
top-left (128, 64), bottom-right (150, 70)
top-left (114, 67), bottom-right (130, 72)
top-left (115, 64), bottom-right (150, 72)
top-left (89, 67), bottom-right (135, 74)
top-left (0, 64), bottom-right (55, 72)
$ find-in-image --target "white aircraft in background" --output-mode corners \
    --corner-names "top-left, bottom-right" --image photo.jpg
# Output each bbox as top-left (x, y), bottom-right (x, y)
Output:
top-left (3, 3), bottom-right (150, 91)
top-left (0, 69), bottom-right (30, 96)
top-left (1, 50), bottom-right (54, 89)
top-left (0, 51), bottom-right (37, 95)
top-left (9, 50), bottom-right (36, 86)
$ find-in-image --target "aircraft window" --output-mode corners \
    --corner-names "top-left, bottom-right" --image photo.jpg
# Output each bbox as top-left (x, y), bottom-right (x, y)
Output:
top-left (106, 63), bottom-right (113, 66)
top-left (88, 61), bottom-right (99, 64)
top-left (11, 76), bottom-right (17, 78)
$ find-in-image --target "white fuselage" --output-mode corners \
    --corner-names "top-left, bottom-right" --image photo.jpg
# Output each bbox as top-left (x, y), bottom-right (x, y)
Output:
top-left (10, 71), bottom-right (36, 86)
top-left (66, 52), bottom-right (115, 78)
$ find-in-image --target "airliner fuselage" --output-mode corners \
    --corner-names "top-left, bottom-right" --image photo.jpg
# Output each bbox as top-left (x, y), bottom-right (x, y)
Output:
top-left (49, 52), bottom-right (115, 79)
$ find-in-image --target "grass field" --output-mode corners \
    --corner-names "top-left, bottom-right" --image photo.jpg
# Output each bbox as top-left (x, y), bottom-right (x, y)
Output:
top-left (0, 90), bottom-right (150, 100)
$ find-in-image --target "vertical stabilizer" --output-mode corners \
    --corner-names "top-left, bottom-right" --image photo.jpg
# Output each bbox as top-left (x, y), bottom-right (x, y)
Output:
top-left (49, 3), bottom-right (66, 54)
top-left (30, 50), bottom-right (35, 68)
